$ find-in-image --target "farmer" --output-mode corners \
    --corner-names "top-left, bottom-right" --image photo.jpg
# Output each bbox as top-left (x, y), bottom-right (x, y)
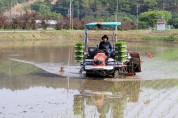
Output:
top-left (99, 35), bottom-right (113, 57)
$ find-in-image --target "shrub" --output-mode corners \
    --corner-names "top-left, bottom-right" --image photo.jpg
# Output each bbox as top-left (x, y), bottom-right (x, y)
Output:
top-left (72, 18), bottom-right (83, 29)
top-left (0, 11), bottom-right (38, 30)
top-left (55, 17), bottom-right (70, 30)
top-left (138, 21), bottom-right (148, 29)
top-left (11, 16), bottom-right (21, 29)
top-left (20, 11), bottom-right (38, 30)
top-left (121, 20), bottom-right (133, 30)
top-left (0, 14), bottom-right (6, 29)
top-left (41, 20), bottom-right (48, 30)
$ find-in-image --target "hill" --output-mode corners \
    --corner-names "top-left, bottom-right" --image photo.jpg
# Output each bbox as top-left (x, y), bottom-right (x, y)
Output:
top-left (1, 0), bottom-right (178, 29)
top-left (3, 0), bottom-right (38, 17)
top-left (1, 0), bottom-right (58, 17)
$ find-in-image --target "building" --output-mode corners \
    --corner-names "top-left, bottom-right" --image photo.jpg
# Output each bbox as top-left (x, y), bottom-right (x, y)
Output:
top-left (156, 21), bottom-right (166, 30)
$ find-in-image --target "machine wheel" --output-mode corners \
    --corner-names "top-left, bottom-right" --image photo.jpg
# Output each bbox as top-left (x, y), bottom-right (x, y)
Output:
top-left (79, 67), bottom-right (84, 74)
top-left (113, 70), bottom-right (119, 78)
top-left (118, 68), bottom-right (126, 78)
top-left (79, 70), bottom-right (82, 73)
top-left (86, 72), bottom-right (93, 77)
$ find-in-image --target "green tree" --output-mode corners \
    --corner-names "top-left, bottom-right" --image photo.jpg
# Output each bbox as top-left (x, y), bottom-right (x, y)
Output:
top-left (52, 0), bottom-right (69, 17)
top-left (139, 10), bottom-right (172, 27)
top-left (31, 1), bottom-right (42, 11)
top-left (168, 12), bottom-right (178, 29)
top-left (31, 0), bottom-right (62, 19)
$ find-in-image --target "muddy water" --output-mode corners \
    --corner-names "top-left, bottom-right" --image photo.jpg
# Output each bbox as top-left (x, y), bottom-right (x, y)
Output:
top-left (0, 41), bottom-right (178, 118)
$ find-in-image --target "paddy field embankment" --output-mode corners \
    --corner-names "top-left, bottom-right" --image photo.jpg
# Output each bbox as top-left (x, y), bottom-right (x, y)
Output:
top-left (0, 29), bottom-right (178, 43)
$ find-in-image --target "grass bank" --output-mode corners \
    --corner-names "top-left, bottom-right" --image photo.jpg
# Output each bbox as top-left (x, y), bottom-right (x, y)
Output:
top-left (0, 29), bottom-right (178, 42)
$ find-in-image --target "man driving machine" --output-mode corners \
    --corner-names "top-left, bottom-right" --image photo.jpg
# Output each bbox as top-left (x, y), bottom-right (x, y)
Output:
top-left (99, 35), bottom-right (113, 57)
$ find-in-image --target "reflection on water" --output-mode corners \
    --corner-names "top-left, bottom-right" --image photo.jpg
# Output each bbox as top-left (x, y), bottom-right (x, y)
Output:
top-left (0, 41), bottom-right (178, 118)
top-left (0, 45), bottom-right (75, 64)
top-left (73, 80), bottom-right (141, 118)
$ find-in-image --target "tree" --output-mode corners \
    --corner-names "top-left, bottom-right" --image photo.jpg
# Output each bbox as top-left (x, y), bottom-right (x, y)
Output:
top-left (168, 12), bottom-right (178, 29)
top-left (139, 10), bottom-right (172, 27)
top-left (38, 4), bottom-right (62, 19)
top-left (31, 1), bottom-right (62, 19)
top-left (31, 1), bottom-right (42, 11)
top-left (52, 0), bottom-right (69, 17)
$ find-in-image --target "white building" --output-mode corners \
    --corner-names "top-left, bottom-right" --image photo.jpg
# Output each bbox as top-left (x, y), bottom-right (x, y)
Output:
top-left (156, 21), bottom-right (166, 31)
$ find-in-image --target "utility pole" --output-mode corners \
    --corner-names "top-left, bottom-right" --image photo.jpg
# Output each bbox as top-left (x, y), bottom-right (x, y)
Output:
top-left (136, 3), bottom-right (139, 30)
top-left (10, 0), bottom-right (12, 19)
top-left (72, 2), bottom-right (74, 30)
top-left (115, 0), bottom-right (118, 22)
top-left (78, 1), bottom-right (80, 19)
top-left (115, 0), bottom-right (119, 43)
top-left (69, 0), bottom-right (73, 30)
top-left (162, 0), bottom-right (165, 10)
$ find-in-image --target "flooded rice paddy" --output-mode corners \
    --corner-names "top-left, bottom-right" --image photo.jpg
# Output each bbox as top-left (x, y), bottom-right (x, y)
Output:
top-left (0, 41), bottom-right (178, 118)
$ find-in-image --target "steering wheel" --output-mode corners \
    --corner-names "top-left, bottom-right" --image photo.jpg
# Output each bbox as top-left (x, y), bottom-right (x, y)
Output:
top-left (96, 49), bottom-right (105, 53)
